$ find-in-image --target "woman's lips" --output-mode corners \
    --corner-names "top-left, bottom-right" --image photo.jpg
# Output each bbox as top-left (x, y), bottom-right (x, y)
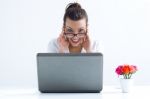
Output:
top-left (71, 39), bottom-right (80, 43)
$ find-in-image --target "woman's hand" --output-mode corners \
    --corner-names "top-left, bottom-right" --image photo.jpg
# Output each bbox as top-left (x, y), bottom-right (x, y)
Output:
top-left (57, 28), bottom-right (69, 53)
top-left (82, 30), bottom-right (91, 53)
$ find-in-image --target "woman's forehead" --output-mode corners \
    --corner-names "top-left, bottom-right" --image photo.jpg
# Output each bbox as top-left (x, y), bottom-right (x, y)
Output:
top-left (65, 18), bottom-right (86, 29)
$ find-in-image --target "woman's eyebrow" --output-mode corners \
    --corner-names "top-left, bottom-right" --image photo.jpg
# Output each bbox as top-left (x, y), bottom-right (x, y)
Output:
top-left (66, 26), bottom-right (86, 31)
top-left (66, 26), bottom-right (73, 29)
top-left (79, 26), bottom-right (86, 29)
top-left (79, 28), bottom-right (86, 31)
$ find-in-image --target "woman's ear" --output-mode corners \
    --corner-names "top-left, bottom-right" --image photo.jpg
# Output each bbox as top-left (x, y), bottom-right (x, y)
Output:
top-left (86, 24), bottom-right (89, 32)
top-left (62, 25), bottom-right (65, 31)
top-left (61, 25), bottom-right (65, 34)
top-left (63, 23), bottom-right (66, 29)
top-left (86, 23), bottom-right (89, 26)
top-left (86, 23), bottom-right (89, 28)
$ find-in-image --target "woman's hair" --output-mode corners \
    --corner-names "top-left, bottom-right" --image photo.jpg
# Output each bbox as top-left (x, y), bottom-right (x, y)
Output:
top-left (63, 2), bottom-right (88, 25)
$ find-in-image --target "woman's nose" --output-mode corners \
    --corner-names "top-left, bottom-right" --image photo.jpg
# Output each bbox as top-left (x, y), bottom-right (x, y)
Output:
top-left (73, 35), bottom-right (78, 39)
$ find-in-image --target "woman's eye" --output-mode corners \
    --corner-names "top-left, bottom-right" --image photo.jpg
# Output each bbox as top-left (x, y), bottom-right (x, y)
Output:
top-left (79, 29), bottom-right (85, 33)
top-left (67, 29), bottom-right (73, 32)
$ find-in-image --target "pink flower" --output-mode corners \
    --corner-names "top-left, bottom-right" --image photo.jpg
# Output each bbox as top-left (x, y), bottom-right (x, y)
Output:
top-left (115, 65), bottom-right (123, 75)
top-left (129, 65), bottom-right (137, 73)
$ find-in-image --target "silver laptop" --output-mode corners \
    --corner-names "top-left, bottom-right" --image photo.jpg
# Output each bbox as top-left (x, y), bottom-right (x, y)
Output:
top-left (37, 53), bottom-right (103, 93)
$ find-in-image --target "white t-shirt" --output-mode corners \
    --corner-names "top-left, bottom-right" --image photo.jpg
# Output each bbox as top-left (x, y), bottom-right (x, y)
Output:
top-left (47, 38), bottom-right (103, 53)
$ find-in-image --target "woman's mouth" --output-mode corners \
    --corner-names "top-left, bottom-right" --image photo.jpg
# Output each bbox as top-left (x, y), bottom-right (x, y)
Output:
top-left (71, 39), bottom-right (80, 43)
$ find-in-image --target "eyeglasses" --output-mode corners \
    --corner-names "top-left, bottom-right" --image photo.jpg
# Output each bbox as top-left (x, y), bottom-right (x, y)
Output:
top-left (64, 32), bottom-right (87, 38)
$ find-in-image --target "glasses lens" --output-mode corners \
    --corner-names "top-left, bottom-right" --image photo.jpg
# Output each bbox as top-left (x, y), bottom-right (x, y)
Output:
top-left (77, 33), bottom-right (86, 38)
top-left (65, 33), bottom-right (74, 38)
top-left (64, 32), bottom-right (86, 38)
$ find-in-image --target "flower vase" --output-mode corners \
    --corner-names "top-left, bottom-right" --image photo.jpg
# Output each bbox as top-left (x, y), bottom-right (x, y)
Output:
top-left (120, 78), bottom-right (134, 93)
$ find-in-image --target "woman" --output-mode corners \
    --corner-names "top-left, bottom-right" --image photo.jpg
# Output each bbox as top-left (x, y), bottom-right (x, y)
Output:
top-left (48, 2), bottom-right (102, 53)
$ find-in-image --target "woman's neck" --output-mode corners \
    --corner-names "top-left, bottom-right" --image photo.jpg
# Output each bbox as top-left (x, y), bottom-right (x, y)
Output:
top-left (69, 45), bottom-right (82, 53)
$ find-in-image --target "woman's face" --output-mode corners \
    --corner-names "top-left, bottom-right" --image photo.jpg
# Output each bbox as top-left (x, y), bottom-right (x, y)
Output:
top-left (64, 18), bottom-right (87, 47)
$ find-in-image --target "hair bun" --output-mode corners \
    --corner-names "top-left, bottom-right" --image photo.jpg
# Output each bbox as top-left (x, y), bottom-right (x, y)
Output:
top-left (65, 2), bottom-right (82, 12)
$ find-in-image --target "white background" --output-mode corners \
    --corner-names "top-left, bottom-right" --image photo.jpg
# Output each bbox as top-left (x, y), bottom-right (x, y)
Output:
top-left (0, 0), bottom-right (150, 88)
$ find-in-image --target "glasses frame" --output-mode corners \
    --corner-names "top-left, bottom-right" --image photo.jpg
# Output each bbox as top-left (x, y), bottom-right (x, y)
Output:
top-left (64, 27), bottom-right (87, 38)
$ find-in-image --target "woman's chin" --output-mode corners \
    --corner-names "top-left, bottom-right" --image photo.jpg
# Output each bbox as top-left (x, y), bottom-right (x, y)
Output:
top-left (70, 42), bottom-right (81, 47)
top-left (71, 44), bottom-right (80, 47)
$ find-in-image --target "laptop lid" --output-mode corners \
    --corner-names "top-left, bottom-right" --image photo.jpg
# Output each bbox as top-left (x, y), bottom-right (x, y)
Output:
top-left (37, 53), bottom-right (103, 93)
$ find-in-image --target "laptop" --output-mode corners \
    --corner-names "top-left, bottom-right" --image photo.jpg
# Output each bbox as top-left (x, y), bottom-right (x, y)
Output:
top-left (36, 53), bottom-right (103, 93)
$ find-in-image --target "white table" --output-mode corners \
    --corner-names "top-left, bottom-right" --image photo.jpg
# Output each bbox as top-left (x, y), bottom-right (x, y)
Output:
top-left (0, 86), bottom-right (150, 99)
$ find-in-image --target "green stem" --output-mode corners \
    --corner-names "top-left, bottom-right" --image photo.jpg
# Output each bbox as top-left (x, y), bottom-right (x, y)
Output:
top-left (129, 73), bottom-right (132, 79)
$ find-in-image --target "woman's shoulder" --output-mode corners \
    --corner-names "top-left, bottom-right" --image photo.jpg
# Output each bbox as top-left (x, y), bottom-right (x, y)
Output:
top-left (48, 38), bottom-right (58, 46)
top-left (47, 38), bottom-right (59, 52)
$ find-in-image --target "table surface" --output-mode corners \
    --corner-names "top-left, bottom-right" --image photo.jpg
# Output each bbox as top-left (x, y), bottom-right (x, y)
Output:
top-left (0, 86), bottom-right (150, 99)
